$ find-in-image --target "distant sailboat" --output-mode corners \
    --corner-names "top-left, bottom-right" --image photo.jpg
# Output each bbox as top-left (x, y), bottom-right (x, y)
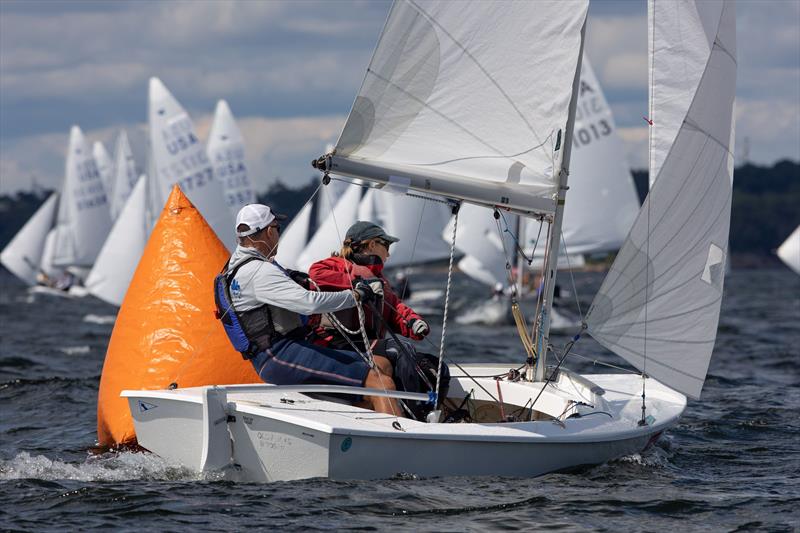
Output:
top-left (108, 130), bottom-right (139, 221)
top-left (85, 176), bottom-right (149, 306)
top-left (207, 100), bottom-right (256, 216)
top-left (777, 226), bottom-right (800, 275)
top-left (50, 126), bottom-right (112, 281)
top-left (0, 193), bottom-right (59, 285)
top-left (148, 77), bottom-right (235, 246)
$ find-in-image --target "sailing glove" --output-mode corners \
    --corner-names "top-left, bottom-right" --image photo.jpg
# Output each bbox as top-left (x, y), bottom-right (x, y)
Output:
top-left (353, 279), bottom-right (383, 303)
top-left (409, 318), bottom-right (430, 338)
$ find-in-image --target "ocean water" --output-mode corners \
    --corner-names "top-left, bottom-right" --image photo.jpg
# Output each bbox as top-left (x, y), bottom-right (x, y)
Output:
top-left (1, 268), bottom-right (798, 531)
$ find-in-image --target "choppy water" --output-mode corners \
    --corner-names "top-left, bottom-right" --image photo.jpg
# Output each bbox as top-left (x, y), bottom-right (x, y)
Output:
top-left (1, 268), bottom-right (798, 531)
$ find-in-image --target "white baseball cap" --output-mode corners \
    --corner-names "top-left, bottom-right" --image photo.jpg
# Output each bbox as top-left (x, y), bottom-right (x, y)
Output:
top-left (235, 204), bottom-right (286, 237)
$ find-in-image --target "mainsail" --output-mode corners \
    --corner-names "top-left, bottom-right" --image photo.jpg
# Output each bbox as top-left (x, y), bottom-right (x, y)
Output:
top-left (148, 77), bottom-right (235, 246)
top-left (85, 176), bottom-right (149, 306)
top-left (109, 130), bottom-right (138, 221)
top-left (777, 226), bottom-right (800, 275)
top-left (586, 0), bottom-right (737, 399)
top-left (207, 99), bottom-right (256, 216)
top-left (0, 193), bottom-right (59, 285)
top-left (52, 126), bottom-right (112, 268)
top-left (325, 0), bottom-right (589, 217)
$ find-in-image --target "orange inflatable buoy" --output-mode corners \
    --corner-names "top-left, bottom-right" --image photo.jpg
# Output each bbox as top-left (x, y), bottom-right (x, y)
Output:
top-left (97, 186), bottom-right (260, 447)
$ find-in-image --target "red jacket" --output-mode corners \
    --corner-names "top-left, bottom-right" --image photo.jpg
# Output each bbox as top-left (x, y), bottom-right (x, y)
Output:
top-left (308, 254), bottom-right (424, 341)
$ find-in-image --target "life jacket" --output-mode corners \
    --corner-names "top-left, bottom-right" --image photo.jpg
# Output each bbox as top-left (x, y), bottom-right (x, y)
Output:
top-left (214, 256), bottom-right (305, 359)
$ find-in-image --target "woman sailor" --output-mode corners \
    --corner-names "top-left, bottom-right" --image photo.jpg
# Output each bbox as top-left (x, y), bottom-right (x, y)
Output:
top-left (308, 221), bottom-right (447, 420)
top-left (214, 204), bottom-right (400, 416)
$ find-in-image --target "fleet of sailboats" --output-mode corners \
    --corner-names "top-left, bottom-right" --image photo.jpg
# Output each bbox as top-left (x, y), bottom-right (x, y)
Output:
top-left (0, 0), bottom-right (759, 484)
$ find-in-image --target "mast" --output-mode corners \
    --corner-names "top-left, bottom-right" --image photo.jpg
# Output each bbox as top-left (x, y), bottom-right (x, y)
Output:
top-left (533, 20), bottom-right (587, 382)
top-left (514, 216), bottom-right (525, 298)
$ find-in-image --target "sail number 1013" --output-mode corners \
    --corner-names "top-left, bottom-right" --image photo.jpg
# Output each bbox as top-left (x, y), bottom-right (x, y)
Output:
top-left (573, 119), bottom-right (613, 148)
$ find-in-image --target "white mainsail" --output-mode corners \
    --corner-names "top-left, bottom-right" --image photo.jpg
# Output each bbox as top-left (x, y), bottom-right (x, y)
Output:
top-left (295, 183), bottom-right (363, 272)
top-left (207, 100), bottom-right (256, 216)
top-left (93, 141), bottom-right (114, 200)
top-left (274, 201), bottom-right (313, 271)
top-left (647, 0), bottom-right (726, 185)
top-left (52, 126), bottom-right (112, 269)
top-left (85, 175), bottom-right (149, 306)
top-left (326, 0), bottom-right (589, 217)
top-left (777, 226), bottom-right (800, 275)
top-left (0, 193), bottom-right (59, 285)
top-left (148, 77), bottom-right (235, 246)
top-left (109, 130), bottom-right (138, 221)
top-left (586, 0), bottom-right (737, 399)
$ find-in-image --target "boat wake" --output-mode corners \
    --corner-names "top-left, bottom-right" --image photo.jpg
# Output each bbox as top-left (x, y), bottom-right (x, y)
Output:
top-left (58, 345), bottom-right (91, 355)
top-left (0, 451), bottom-right (216, 482)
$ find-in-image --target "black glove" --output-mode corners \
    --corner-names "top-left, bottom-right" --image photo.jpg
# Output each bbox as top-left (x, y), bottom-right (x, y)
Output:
top-left (353, 280), bottom-right (377, 303)
top-left (288, 270), bottom-right (310, 289)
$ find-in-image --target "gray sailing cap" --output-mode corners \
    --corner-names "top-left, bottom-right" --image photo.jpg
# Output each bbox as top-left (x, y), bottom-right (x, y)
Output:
top-left (345, 221), bottom-right (399, 244)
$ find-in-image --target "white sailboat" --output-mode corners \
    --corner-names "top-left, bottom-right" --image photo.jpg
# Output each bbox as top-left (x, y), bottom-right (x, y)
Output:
top-left (207, 100), bottom-right (257, 216)
top-left (0, 193), bottom-right (59, 285)
top-left (93, 141), bottom-right (114, 202)
top-left (124, 0), bottom-right (736, 481)
top-left (776, 226), bottom-right (800, 275)
top-left (49, 126), bottom-right (112, 283)
top-left (148, 77), bottom-right (235, 247)
top-left (85, 175), bottom-right (149, 306)
top-left (108, 130), bottom-right (139, 221)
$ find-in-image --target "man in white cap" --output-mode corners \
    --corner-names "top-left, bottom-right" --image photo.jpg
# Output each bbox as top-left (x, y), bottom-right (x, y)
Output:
top-left (214, 204), bottom-right (401, 416)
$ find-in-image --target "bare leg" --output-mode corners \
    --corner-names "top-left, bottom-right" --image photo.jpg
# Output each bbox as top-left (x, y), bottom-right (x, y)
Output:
top-left (360, 355), bottom-right (403, 416)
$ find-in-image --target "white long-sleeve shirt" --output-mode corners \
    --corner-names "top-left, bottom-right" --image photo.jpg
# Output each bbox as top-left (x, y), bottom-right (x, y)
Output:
top-left (228, 245), bottom-right (355, 314)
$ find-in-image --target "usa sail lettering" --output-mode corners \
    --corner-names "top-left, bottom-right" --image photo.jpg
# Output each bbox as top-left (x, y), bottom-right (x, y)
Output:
top-left (226, 190), bottom-right (255, 207)
top-left (175, 168), bottom-right (213, 192)
top-left (76, 161), bottom-right (101, 182)
top-left (161, 117), bottom-right (199, 155)
top-left (73, 180), bottom-right (108, 211)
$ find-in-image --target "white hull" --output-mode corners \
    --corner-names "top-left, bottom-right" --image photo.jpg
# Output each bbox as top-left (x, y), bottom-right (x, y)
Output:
top-left (28, 284), bottom-right (88, 298)
top-left (123, 366), bottom-right (684, 482)
top-left (456, 298), bottom-right (580, 331)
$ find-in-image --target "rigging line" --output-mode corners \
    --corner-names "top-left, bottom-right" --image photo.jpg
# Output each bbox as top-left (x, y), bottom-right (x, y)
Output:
top-left (560, 229), bottom-right (584, 320)
top-left (434, 203), bottom-right (459, 410)
top-left (568, 352), bottom-right (639, 374)
top-left (406, 0), bottom-right (545, 145)
top-left (398, 195), bottom-right (428, 301)
top-left (497, 210), bottom-right (535, 265)
top-left (529, 325), bottom-right (586, 416)
top-left (411, 132), bottom-right (554, 167)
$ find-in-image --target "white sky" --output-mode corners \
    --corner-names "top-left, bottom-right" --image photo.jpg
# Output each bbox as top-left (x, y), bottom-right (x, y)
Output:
top-left (0, 0), bottom-right (798, 195)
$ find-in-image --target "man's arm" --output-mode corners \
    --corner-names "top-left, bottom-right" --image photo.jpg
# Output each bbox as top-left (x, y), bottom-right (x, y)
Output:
top-left (248, 262), bottom-right (356, 315)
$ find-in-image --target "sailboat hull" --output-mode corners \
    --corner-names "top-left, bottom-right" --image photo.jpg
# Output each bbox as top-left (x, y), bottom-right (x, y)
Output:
top-left (123, 367), bottom-right (685, 482)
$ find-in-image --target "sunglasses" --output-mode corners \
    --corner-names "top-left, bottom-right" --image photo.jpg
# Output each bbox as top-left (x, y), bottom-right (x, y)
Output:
top-left (375, 238), bottom-right (392, 249)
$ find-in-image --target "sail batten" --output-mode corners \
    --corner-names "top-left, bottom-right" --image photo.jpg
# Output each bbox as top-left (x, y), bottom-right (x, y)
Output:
top-left (587, 0), bottom-right (737, 400)
top-left (329, 0), bottom-right (589, 214)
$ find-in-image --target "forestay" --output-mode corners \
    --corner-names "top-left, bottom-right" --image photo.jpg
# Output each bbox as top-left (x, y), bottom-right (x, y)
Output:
top-left (207, 100), bottom-right (256, 216)
top-left (148, 77), bottom-right (235, 246)
top-left (586, 0), bottom-right (737, 399)
top-left (0, 193), bottom-right (59, 285)
top-left (52, 126), bottom-right (112, 268)
top-left (85, 176), bottom-right (149, 306)
top-left (109, 130), bottom-right (139, 221)
top-left (647, 0), bottom-right (726, 185)
top-left (328, 0), bottom-right (589, 217)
